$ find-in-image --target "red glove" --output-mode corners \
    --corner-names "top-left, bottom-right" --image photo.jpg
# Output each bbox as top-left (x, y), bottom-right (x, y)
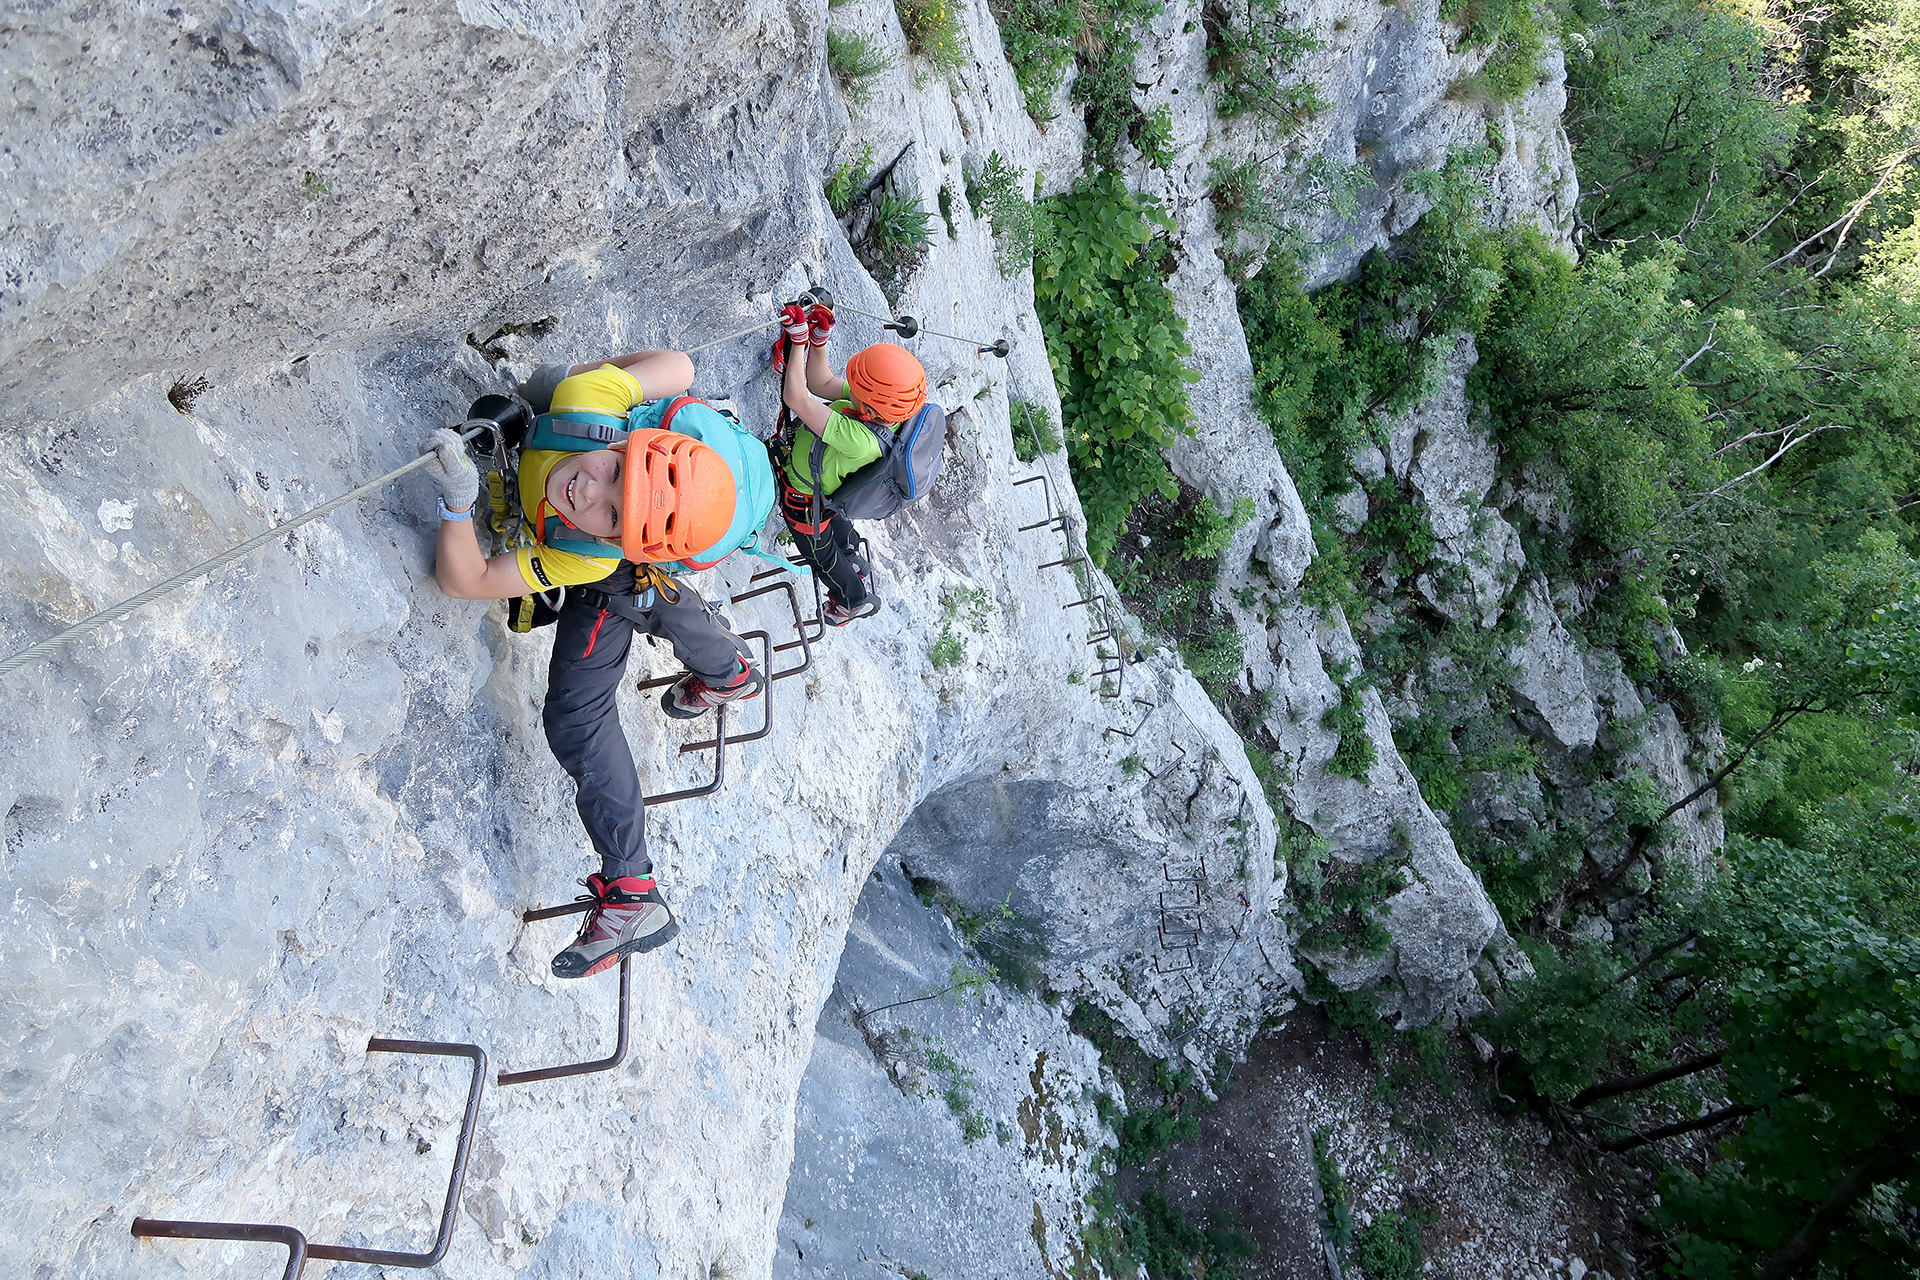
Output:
top-left (773, 302), bottom-right (810, 373)
top-left (807, 303), bottom-right (835, 347)
top-left (780, 302), bottom-right (811, 345)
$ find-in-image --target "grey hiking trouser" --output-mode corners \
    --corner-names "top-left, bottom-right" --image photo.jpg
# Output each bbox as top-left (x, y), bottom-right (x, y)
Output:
top-left (543, 565), bottom-right (750, 882)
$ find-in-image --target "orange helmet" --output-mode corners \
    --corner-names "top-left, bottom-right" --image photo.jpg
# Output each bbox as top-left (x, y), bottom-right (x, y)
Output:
top-left (845, 343), bottom-right (927, 423)
top-left (614, 428), bottom-right (736, 563)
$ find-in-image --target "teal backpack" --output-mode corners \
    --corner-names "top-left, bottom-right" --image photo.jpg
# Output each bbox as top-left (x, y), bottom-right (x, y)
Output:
top-left (526, 394), bottom-right (800, 575)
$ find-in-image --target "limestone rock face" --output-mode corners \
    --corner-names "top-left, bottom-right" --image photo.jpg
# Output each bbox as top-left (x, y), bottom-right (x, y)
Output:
top-left (774, 862), bottom-right (1114, 1279)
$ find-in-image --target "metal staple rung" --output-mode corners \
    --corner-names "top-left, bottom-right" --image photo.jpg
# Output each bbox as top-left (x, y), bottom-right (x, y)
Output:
top-left (133, 1039), bottom-right (488, 1274)
top-left (130, 1221), bottom-right (306, 1280)
top-left (497, 909), bottom-right (631, 1086)
top-left (727, 580), bottom-right (814, 680)
top-left (1155, 947), bottom-right (1196, 974)
top-left (1038, 556), bottom-right (1086, 571)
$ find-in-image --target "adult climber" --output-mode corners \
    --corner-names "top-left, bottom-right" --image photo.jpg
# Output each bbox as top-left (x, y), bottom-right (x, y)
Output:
top-left (420, 348), bottom-right (765, 979)
top-left (775, 301), bottom-right (928, 625)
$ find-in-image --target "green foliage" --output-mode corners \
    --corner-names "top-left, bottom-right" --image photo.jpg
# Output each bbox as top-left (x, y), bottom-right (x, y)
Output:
top-left (866, 185), bottom-right (935, 262)
top-left (1242, 152), bottom-right (1507, 523)
top-left (894, 0), bottom-right (967, 73)
top-left (826, 29), bottom-right (894, 105)
top-left (1179, 625), bottom-right (1247, 693)
top-left (966, 151), bottom-right (1037, 276)
top-left (1210, 152), bottom-right (1373, 279)
top-left (988, 0), bottom-right (1079, 119)
top-left (928, 586), bottom-right (990, 669)
top-left (1353, 1210), bottom-right (1426, 1280)
top-left (1291, 848), bottom-right (1406, 958)
top-left (1656, 840), bottom-right (1920, 1276)
top-left (1116, 1102), bottom-right (1200, 1165)
top-left (1009, 399), bottom-right (1061, 461)
top-left (1441, 0), bottom-right (1546, 104)
top-left (1083, 1184), bottom-right (1258, 1280)
top-left (826, 142), bottom-right (874, 217)
top-left (1033, 171), bottom-right (1199, 563)
top-left (1205, 0), bottom-right (1326, 125)
top-left (1480, 936), bottom-right (1669, 1102)
top-left (1128, 1192), bottom-right (1257, 1280)
top-left (1321, 662), bottom-right (1377, 781)
top-left (1066, 0), bottom-right (1164, 167)
top-left (1311, 1127), bottom-right (1356, 1253)
top-left (1182, 495), bottom-right (1256, 560)
top-left (1133, 104), bottom-right (1177, 168)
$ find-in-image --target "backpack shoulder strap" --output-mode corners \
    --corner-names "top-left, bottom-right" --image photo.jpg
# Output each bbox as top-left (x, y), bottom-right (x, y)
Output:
top-left (536, 409), bottom-right (628, 445)
top-left (809, 433), bottom-right (828, 529)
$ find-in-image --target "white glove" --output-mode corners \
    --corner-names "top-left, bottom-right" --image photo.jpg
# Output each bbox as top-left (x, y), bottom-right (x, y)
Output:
top-left (420, 427), bottom-right (480, 512)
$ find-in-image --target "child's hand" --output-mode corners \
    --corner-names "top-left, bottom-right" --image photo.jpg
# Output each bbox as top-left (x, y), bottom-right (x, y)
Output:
top-left (780, 302), bottom-right (811, 346)
top-left (419, 428), bottom-right (479, 512)
top-left (806, 303), bottom-right (835, 347)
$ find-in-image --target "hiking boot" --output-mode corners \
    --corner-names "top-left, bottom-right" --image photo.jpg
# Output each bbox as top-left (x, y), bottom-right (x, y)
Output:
top-left (551, 873), bottom-right (679, 979)
top-left (822, 595), bottom-right (880, 627)
top-left (660, 658), bottom-right (765, 719)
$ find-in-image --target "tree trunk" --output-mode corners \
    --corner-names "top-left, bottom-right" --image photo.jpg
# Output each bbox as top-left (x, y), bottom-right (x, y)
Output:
top-left (1570, 1051), bottom-right (1725, 1110)
top-left (1593, 1100), bottom-right (1757, 1153)
top-left (1756, 1120), bottom-right (1920, 1280)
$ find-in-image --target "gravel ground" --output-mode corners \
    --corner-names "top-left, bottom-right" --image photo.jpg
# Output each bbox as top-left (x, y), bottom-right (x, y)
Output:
top-left (1134, 1009), bottom-right (1660, 1280)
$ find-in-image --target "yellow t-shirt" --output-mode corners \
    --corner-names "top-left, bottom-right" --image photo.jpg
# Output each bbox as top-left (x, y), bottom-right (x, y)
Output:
top-left (512, 364), bottom-right (645, 591)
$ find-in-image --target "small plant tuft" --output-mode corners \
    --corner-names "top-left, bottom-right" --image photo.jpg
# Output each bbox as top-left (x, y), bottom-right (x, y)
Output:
top-left (894, 0), bottom-right (968, 74)
top-left (826, 142), bottom-right (874, 216)
top-left (826, 29), bottom-right (895, 105)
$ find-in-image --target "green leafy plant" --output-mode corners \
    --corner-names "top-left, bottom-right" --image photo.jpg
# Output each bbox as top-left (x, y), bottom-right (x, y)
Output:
top-left (1440, 0), bottom-right (1545, 105)
top-left (1353, 1210), bottom-right (1426, 1280)
top-left (867, 185), bottom-right (935, 261)
top-left (1033, 171), bottom-right (1200, 563)
top-left (894, 0), bottom-right (967, 74)
top-left (826, 29), bottom-right (894, 105)
top-left (1133, 104), bottom-right (1177, 167)
top-left (990, 0), bottom-right (1079, 119)
top-left (826, 142), bottom-right (874, 216)
top-left (1009, 400), bottom-right (1062, 461)
top-left (1311, 1127), bottom-right (1355, 1253)
top-left (1320, 661), bottom-right (1377, 781)
top-left (966, 151), bottom-right (1037, 275)
top-left (1205, 0), bottom-right (1326, 127)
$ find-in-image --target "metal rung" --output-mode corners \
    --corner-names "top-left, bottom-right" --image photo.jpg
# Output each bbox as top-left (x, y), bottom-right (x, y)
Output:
top-left (728, 578), bottom-right (814, 679)
top-left (1038, 555), bottom-right (1086, 571)
top-left (1154, 946), bottom-right (1196, 973)
top-left (131, 1221), bottom-right (306, 1280)
top-left (637, 627), bottom-right (774, 753)
top-left (1165, 853), bottom-right (1210, 886)
top-left (1012, 474), bottom-right (1060, 534)
top-left (134, 1039), bottom-right (487, 1274)
top-left (1146, 740), bottom-right (1188, 780)
top-left (497, 907), bottom-right (631, 1087)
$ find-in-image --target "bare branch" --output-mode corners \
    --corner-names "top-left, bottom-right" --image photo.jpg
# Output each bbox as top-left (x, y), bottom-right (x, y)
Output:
top-left (1676, 322), bottom-right (1721, 375)
top-left (1763, 150), bottom-right (1916, 272)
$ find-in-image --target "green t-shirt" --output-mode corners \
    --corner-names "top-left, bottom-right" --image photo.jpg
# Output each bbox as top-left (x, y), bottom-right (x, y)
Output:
top-left (783, 399), bottom-right (886, 496)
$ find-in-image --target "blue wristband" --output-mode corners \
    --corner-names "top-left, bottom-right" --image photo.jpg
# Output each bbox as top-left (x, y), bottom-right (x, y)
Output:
top-left (438, 497), bottom-right (474, 522)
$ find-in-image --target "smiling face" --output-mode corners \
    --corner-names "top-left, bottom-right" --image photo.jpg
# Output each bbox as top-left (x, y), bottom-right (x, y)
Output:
top-left (543, 447), bottom-right (625, 541)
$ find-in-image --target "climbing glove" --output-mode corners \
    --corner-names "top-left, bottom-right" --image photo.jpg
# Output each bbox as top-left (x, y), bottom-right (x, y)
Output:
top-left (780, 302), bottom-right (812, 346)
top-left (806, 302), bottom-right (834, 347)
top-left (420, 427), bottom-right (480, 513)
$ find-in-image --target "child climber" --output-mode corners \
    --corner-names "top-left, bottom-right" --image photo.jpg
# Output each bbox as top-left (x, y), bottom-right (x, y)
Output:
top-left (421, 349), bottom-right (765, 979)
top-left (776, 300), bottom-right (928, 625)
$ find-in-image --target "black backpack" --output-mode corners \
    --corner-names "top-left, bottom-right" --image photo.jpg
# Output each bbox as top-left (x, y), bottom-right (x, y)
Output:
top-left (808, 402), bottom-right (948, 524)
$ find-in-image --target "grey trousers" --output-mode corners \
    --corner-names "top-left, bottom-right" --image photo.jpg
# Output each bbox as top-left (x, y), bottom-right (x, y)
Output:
top-left (542, 566), bottom-right (750, 882)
